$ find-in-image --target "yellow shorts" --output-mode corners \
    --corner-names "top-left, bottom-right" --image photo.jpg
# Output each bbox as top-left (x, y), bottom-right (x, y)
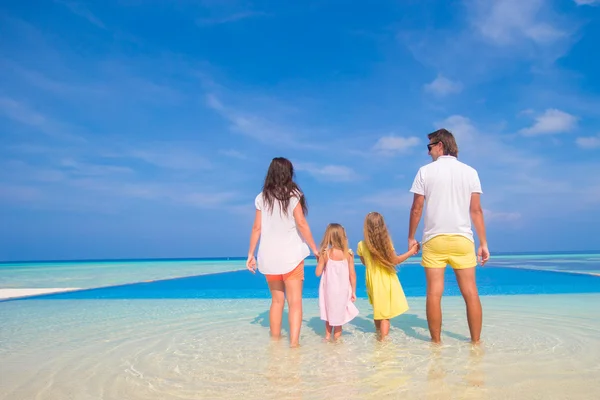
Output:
top-left (421, 235), bottom-right (477, 270)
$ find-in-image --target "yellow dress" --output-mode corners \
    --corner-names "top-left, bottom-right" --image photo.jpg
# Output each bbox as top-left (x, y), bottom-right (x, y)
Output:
top-left (357, 241), bottom-right (409, 320)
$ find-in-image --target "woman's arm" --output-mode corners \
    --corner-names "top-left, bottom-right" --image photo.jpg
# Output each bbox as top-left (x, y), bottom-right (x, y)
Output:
top-left (293, 202), bottom-right (319, 255)
top-left (246, 210), bottom-right (261, 272)
top-left (315, 252), bottom-right (327, 277)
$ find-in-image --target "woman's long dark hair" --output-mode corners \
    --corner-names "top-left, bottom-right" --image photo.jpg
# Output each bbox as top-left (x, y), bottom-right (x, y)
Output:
top-left (262, 157), bottom-right (308, 216)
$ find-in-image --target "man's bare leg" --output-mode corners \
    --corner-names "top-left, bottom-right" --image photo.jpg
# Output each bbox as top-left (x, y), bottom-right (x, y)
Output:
top-left (425, 268), bottom-right (446, 343)
top-left (454, 267), bottom-right (482, 343)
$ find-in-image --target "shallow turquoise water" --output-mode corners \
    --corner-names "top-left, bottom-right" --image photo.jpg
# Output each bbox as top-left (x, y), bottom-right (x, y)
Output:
top-left (1, 295), bottom-right (599, 399)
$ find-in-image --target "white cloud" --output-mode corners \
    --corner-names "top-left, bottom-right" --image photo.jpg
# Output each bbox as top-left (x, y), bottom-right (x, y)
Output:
top-left (295, 163), bottom-right (359, 182)
top-left (484, 209), bottom-right (521, 221)
top-left (434, 115), bottom-right (543, 171)
top-left (424, 75), bottom-right (463, 96)
top-left (520, 109), bottom-right (578, 136)
top-left (0, 97), bottom-right (85, 142)
top-left (0, 185), bottom-right (40, 202)
top-left (197, 11), bottom-right (269, 26)
top-left (576, 134), bottom-right (600, 149)
top-left (60, 158), bottom-right (134, 176)
top-left (435, 115), bottom-right (478, 142)
top-left (519, 109), bottom-right (535, 116)
top-left (373, 136), bottom-right (420, 155)
top-left (55, 0), bottom-right (106, 29)
top-left (128, 147), bottom-right (212, 171)
top-left (0, 97), bottom-right (47, 127)
top-left (181, 191), bottom-right (238, 207)
top-left (205, 94), bottom-right (319, 149)
top-left (219, 149), bottom-right (248, 160)
top-left (573, 0), bottom-right (599, 5)
top-left (469, 0), bottom-right (565, 45)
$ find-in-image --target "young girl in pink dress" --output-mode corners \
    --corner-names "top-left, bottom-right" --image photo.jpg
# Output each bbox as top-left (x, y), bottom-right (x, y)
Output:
top-left (316, 223), bottom-right (359, 341)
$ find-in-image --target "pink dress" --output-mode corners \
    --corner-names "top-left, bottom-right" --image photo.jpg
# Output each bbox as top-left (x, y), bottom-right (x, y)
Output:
top-left (318, 256), bottom-right (359, 326)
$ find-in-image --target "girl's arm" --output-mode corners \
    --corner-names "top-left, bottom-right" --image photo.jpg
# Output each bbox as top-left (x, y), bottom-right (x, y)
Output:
top-left (348, 253), bottom-right (357, 301)
top-left (246, 210), bottom-right (262, 272)
top-left (393, 242), bottom-right (420, 265)
top-left (315, 252), bottom-right (327, 277)
top-left (293, 202), bottom-right (319, 255)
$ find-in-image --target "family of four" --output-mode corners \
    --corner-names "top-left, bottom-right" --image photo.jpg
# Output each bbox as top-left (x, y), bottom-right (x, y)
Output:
top-left (246, 129), bottom-right (490, 347)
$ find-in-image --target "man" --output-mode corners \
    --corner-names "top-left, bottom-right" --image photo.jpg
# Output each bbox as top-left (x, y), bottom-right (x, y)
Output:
top-left (408, 128), bottom-right (489, 344)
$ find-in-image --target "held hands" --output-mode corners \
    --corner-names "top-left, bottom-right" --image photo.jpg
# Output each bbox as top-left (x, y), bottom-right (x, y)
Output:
top-left (408, 238), bottom-right (421, 255)
top-left (408, 238), bottom-right (419, 254)
top-left (312, 247), bottom-right (321, 261)
top-left (477, 244), bottom-right (490, 266)
top-left (410, 242), bottom-right (420, 255)
top-left (246, 254), bottom-right (257, 273)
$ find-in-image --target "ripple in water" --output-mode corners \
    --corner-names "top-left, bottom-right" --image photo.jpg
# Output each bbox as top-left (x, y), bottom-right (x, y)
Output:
top-left (1, 295), bottom-right (600, 399)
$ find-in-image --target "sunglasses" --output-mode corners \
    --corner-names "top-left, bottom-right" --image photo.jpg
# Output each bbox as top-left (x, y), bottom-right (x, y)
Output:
top-left (427, 141), bottom-right (440, 151)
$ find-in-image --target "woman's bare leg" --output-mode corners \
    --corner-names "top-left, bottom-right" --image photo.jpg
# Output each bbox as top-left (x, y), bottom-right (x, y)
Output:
top-left (283, 279), bottom-right (303, 347)
top-left (267, 280), bottom-right (285, 339)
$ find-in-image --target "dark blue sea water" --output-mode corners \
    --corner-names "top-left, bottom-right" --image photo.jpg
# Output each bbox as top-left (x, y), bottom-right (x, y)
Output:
top-left (13, 265), bottom-right (600, 301)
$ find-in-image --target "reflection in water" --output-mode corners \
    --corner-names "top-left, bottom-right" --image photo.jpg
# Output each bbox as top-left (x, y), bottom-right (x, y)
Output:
top-left (465, 344), bottom-right (485, 389)
top-left (264, 341), bottom-right (303, 399)
top-left (425, 343), bottom-right (487, 400)
top-left (363, 341), bottom-right (410, 398)
top-left (426, 344), bottom-right (448, 399)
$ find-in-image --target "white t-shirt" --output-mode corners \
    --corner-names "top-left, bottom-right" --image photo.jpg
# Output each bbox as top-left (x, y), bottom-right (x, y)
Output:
top-left (410, 156), bottom-right (482, 244)
top-left (255, 192), bottom-right (310, 275)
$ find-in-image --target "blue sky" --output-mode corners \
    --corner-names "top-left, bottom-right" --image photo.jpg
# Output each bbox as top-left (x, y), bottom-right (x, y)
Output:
top-left (1, 0), bottom-right (600, 261)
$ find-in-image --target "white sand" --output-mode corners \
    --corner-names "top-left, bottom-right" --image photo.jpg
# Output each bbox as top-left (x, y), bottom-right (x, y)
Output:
top-left (0, 288), bottom-right (80, 300)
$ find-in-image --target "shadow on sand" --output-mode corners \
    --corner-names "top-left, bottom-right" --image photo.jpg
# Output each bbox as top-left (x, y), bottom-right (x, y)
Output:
top-left (252, 309), bottom-right (469, 342)
top-left (350, 313), bottom-right (469, 342)
top-left (251, 309), bottom-right (290, 333)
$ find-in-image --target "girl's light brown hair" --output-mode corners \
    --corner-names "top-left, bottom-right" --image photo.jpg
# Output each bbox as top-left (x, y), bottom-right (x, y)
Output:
top-left (363, 212), bottom-right (397, 271)
top-left (319, 223), bottom-right (350, 256)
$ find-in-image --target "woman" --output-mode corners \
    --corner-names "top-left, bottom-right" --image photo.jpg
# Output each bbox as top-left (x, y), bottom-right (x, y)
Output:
top-left (246, 157), bottom-right (319, 347)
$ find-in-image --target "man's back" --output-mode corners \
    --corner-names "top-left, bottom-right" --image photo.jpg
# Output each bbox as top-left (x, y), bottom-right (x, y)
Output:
top-left (410, 155), bottom-right (482, 244)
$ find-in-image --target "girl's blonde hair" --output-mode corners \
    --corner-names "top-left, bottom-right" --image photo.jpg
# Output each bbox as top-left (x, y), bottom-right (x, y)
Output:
top-left (363, 212), bottom-right (396, 271)
top-left (320, 223), bottom-right (350, 256)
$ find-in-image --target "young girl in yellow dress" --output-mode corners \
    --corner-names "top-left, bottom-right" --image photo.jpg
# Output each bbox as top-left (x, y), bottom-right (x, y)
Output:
top-left (357, 212), bottom-right (420, 340)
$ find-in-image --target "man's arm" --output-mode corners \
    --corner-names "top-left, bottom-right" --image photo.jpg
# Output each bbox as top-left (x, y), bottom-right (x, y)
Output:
top-left (408, 194), bottom-right (424, 249)
top-left (470, 193), bottom-right (490, 265)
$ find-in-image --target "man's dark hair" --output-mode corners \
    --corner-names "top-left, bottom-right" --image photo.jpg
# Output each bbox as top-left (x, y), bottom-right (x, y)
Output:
top-left (428, 128), bottom-right (458, 157)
